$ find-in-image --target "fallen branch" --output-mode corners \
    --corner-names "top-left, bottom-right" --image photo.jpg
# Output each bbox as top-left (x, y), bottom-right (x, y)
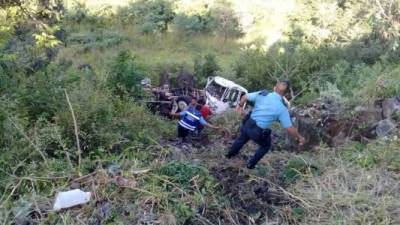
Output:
top-left (64, 89), bottom-right (82, 175)
top-left (0, 179), bottom-right (23, 208)
top-left (72, 171), bottom-right (98, 183)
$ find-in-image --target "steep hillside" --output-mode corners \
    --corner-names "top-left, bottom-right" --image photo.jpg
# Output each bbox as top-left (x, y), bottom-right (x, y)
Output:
top-left (1, 0), bottom-right (399, 224)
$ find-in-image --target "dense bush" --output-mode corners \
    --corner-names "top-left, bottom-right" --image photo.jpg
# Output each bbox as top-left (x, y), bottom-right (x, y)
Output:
top-left (55, 83), bottom-right (172, 157)
top-left (172, 1), bottom-right (242, 38)
top-left (233, 35), bottom-right (399, 104)
top-left (173, 12), bottom-right (216, 34)
top-left (194, 53), bottom-right (220, 86)
top-left (228, 0), bottom-right (400, 103)
top-left (118, 0), bottom-right (175, 34)
top-left (65, 1), bottom-right (113, 28)
top-left (67, 30), bottom-right (128, 52)
top-left (107, 50), bottom-right (147, 98)
top-left (157, 161), bottom-right (218, 222)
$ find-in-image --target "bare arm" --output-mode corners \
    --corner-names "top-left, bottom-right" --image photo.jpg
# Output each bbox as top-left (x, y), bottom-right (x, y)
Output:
top-left (204, 122), bottom-right (219, 129)
top-left (236, 95), bottom-right (248, 113)
top-left (287, 127), bottom-right (305, 145)
top-left (170, 112), bottom-right (181, 118)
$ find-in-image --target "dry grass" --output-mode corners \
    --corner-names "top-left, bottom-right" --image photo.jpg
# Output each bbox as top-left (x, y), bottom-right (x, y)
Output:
top-left (292, 145), bottom-right (400, 225)
top-left (57, 23), bottom-right (243, 84)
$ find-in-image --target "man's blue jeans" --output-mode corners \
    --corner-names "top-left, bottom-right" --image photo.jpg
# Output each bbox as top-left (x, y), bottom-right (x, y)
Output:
top-left (227, 118), bottom-right (272, 168)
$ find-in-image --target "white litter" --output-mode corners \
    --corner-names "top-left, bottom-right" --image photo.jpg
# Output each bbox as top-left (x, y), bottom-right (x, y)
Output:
top-left (53, 189), bottom-right (91, 211)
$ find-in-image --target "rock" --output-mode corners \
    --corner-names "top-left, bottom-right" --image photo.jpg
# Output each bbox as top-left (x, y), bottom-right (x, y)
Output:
top-left (354, 106), bottom-right (383, 124)
top-left (77, 64), bottom-right (93, 71)
top-left (287, 98), bottom-right (352, 149)
top-left (376, 119), bottom-right (396, 137)
top-left (286, 97), bottom-right (399, 148)
top-left (98, 201), bottom-right (112, 219)
top-left (295, 116), bottom-right (321, 147)
top-left (14, 216), bottom-right (32, 225)
top-left (322, 118), bottom-right (353, 146)
top-left (89, 200), bottom-right (113, 224)
top-left (112, 175), bottom-right (137, 187)
top-left (382, 97), bottom-right (400, 119)
top-left (12, 199), bottom-right (32, 222)
top-left (114, 176), bottom-right (129, 186)
top-left (70, 182), bottom-right (81, 189)
top-left (330, 132), bottom-right (348, 147)
top-left (107, 164), bottom-right (121, 177)
top-left (191, 159), bottom-right (202, 166)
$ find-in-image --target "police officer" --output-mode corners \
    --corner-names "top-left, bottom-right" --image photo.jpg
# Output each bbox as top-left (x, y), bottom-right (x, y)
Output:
top-left (171, 97), bottom-right (219, 143)
top-left (226, 80), bottom-right (305, 169)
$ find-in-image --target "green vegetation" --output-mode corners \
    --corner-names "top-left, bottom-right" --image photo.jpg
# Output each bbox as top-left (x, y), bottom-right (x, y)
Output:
top-left (1, 0), bottom-right (400, 224)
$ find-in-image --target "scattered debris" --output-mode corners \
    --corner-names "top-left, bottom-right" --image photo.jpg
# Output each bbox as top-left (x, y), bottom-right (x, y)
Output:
top-left (289, 97), bottom-right (399, 149)
top-left (53, 189), bottom-right (91, 211)
top-left (131, 168), bottom-right (151, 176)
top-left (289, 98), bottom-right (349, 148)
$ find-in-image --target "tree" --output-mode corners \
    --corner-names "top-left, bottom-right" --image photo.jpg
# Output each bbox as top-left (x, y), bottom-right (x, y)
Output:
top-left (123, 0), bottom-right (175, 34)
top-left (211, 1), bottom-right (243, 42)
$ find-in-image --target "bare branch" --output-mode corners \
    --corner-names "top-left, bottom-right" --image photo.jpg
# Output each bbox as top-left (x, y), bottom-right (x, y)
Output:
top-left (64, 89), bottom-right (82, 175)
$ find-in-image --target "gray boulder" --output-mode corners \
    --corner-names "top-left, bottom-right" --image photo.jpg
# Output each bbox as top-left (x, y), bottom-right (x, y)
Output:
top-left (354, 105), bottom-right (383, 124)
top-left (376, 119), bottom-right (396, 138)
top-left (382, 97), bottom-right (400, 119)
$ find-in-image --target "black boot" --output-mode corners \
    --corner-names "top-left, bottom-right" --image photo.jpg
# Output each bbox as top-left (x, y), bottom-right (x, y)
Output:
top-left (246, 161), bottom-right (256, 169)
top-left (225, 151), bottom-right (234, 158)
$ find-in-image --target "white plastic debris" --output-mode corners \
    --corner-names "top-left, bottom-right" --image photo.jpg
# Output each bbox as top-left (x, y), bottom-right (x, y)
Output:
top-left (131, 168), bottom-right (150, 175)
top-left (53, 189), bottom-right (91, 211)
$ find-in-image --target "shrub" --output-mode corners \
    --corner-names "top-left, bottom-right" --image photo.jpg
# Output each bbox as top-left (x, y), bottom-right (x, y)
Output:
top-left (159, 161), bottom-right (209, 187)
top-left (67, 30), bottom-right (128, 52)
top-left (157, 161), bottom-right (218, 222)
top-left (15, 64), bottom-right (78, 123)
top-left (340, 138), bottom-right (400, 170)
top-left (173, 12), bottom-right (216, 34)
top-left (56, 81), bottom-right (172, 158)
top-left (107, 51), bottom-right (146, 98)
top-left (65, 2), bottom-right (112, 28)
top-left (319, 82), bottom-right (343, 102)
top-left (232, 48), bottom-right (271, 90)
top-left (283, 157), bottom-right (319, 183)
top-left (65, 1), bottom-right (89, 24)
top-left (118, 0), bottom-right (175, 34)
top-left (194, 53), bottom-right (220, 86)
top-left (354, 64), bottom-right (400, 102)
top-left (172, 1), bottom-right (242, 39)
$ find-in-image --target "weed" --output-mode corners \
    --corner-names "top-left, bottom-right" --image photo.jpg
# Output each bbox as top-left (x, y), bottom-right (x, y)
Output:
top-left (282, 156), bottom-right (320, 183)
